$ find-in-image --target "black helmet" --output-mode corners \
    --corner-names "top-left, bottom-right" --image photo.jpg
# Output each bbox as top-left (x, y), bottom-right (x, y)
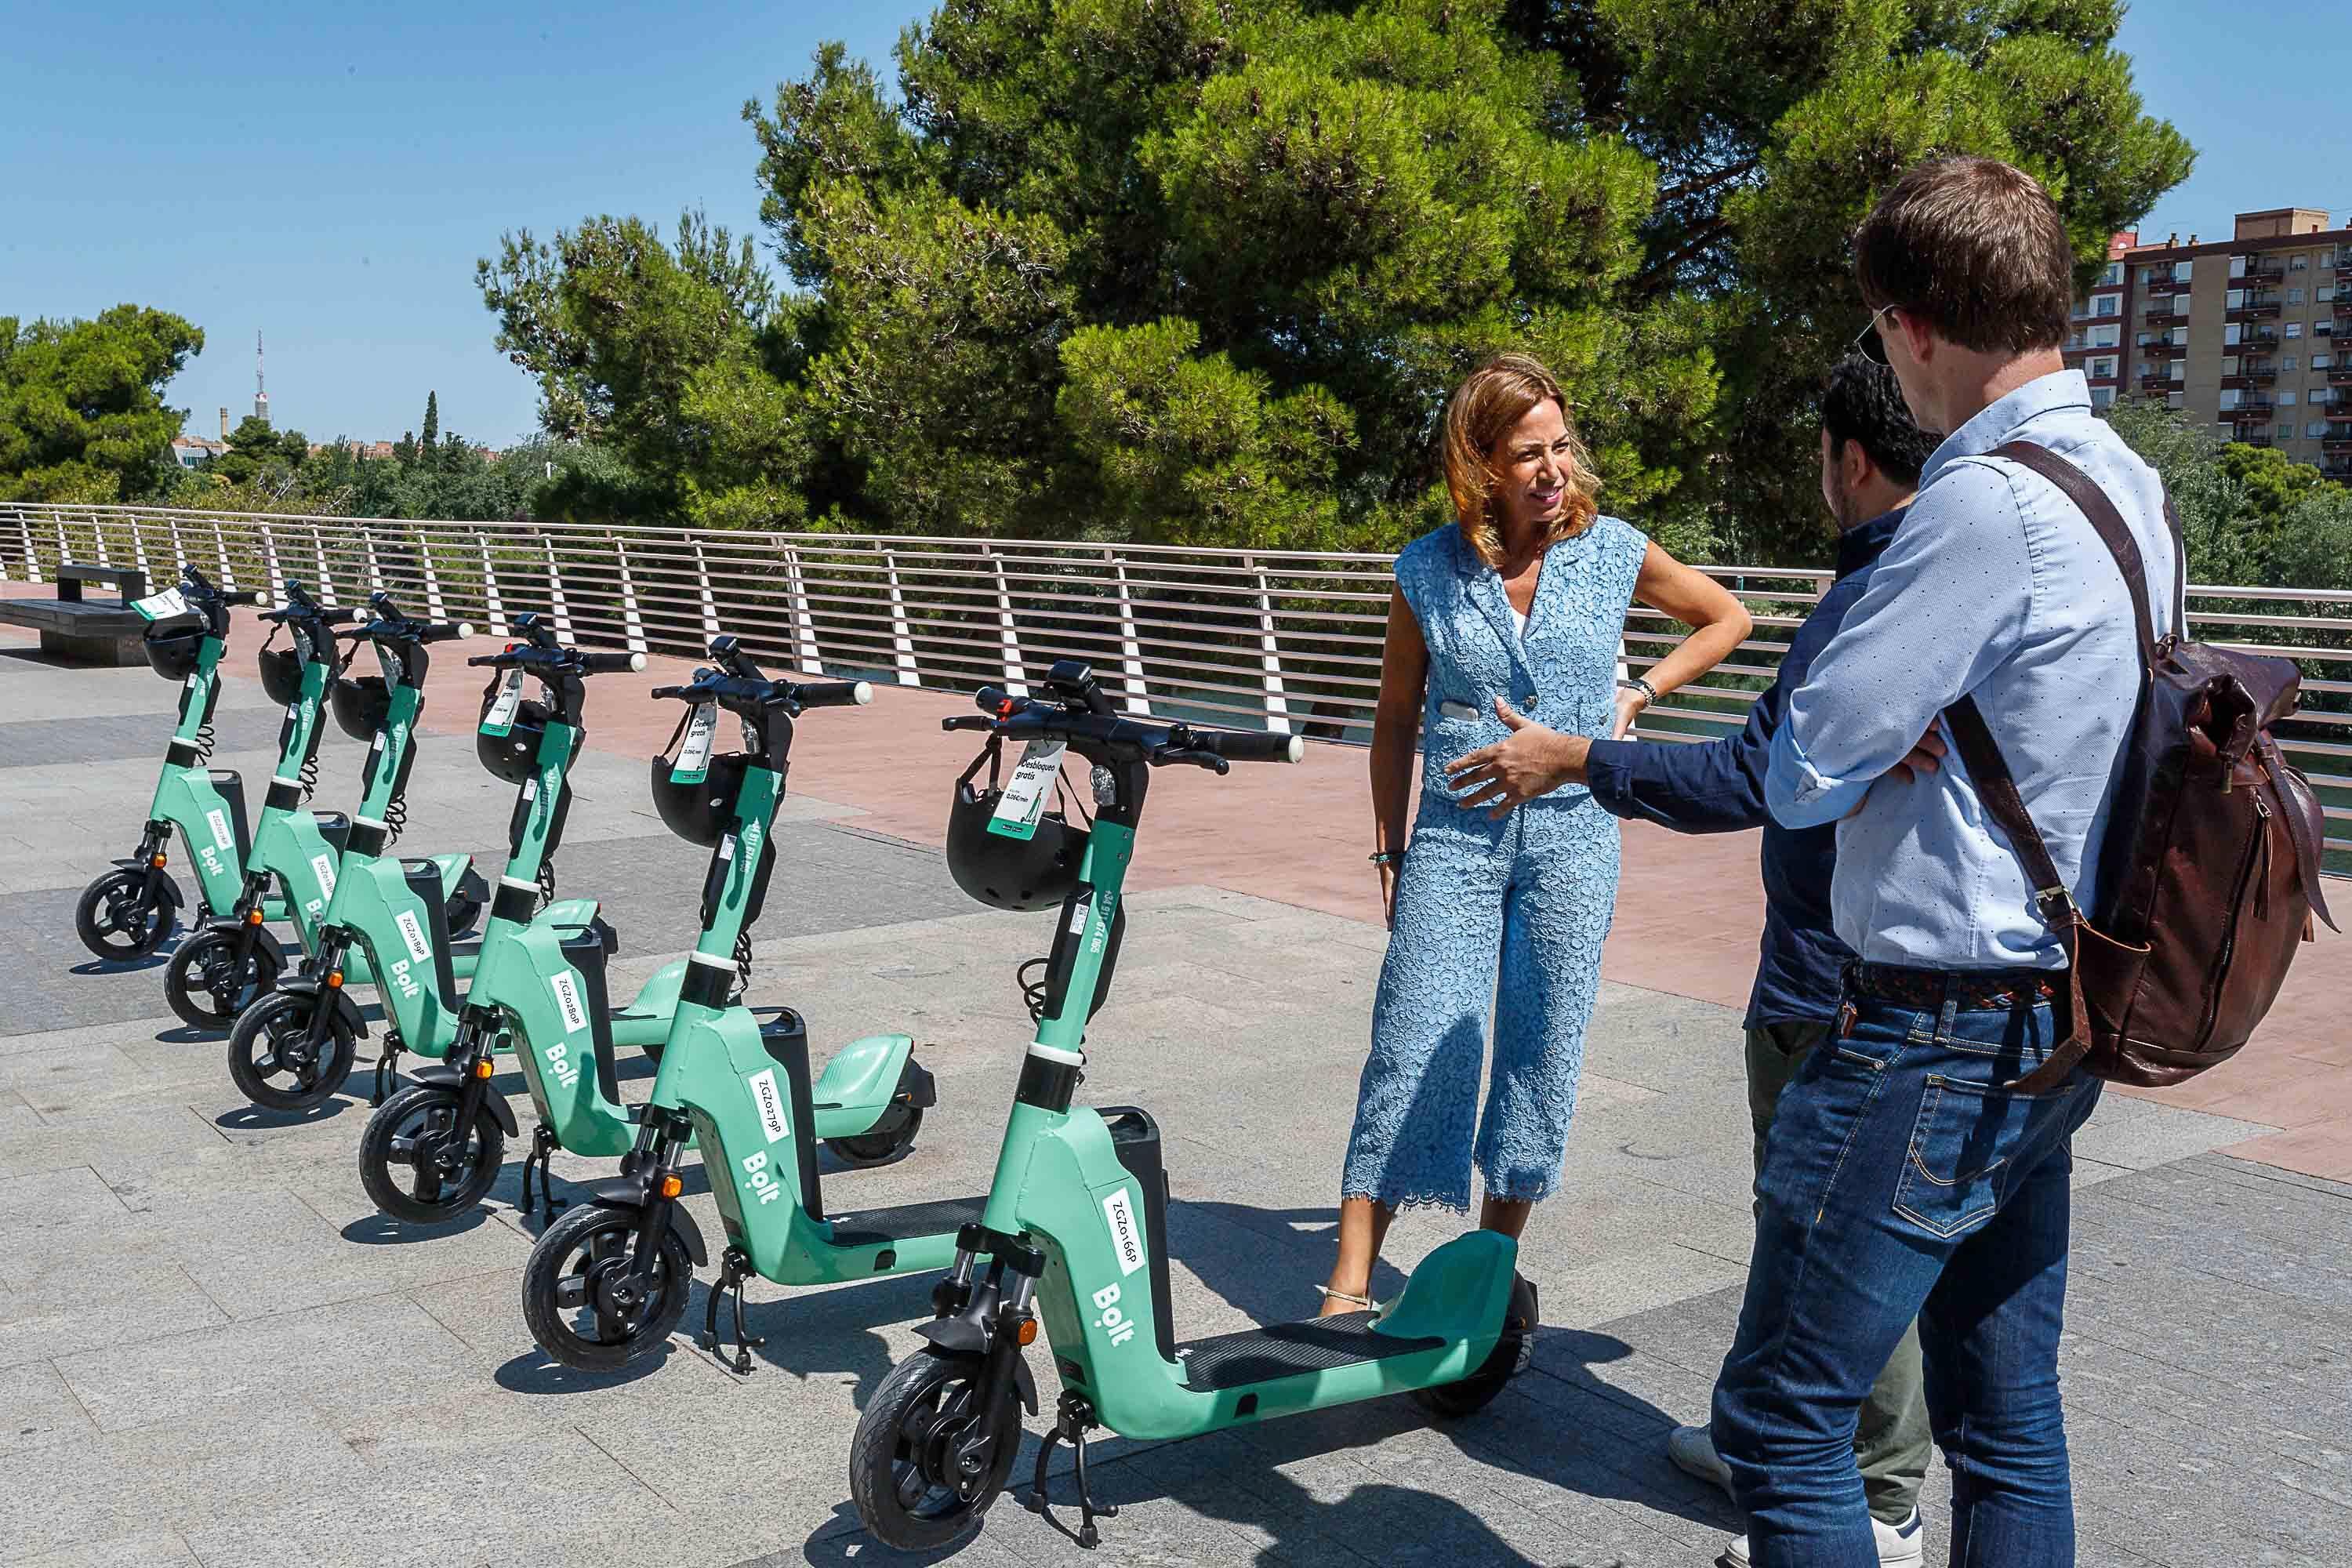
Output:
top-left (945, 739), bottom-right (1087, 912)
top-left (142, 619), bottom-right (206, 682)
top-left (331, 674), bottom-right (392, 741)
top-left (478, 699), bottom-right (551, 785)
top-left (256, 645), bottom-right (305, 706)
top-left (649, 750), bottom-right (751, 847)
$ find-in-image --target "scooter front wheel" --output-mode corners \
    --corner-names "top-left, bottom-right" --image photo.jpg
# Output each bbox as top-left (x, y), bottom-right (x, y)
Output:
top-left (824, 1105), bottom-right (924, 1169)
top-left (165, 928), bottom-right (281, 1030)
top-left (74, 868), bottom-right (173, 960)
top-left (521, 1202), bottom-right (692, 1371)
top-left (227, 990), bottom-right (358, 1112)
top-left (360, 1083), bottom-right (506, 1223)
top-left (850, 1347), bottom-right (1023, 1552)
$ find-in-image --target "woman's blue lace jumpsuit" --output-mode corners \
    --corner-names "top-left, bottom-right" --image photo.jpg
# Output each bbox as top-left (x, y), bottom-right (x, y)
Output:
top-left (1341, 516), bottom-right (1647, 1211)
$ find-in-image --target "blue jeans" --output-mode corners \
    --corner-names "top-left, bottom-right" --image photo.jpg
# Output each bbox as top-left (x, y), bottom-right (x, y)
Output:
top-left (1711, 982), bottom-right (2103, 1567)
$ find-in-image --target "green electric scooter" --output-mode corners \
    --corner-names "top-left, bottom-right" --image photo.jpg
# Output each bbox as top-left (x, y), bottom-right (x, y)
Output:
top-left (223, 594), bottom-right (611, 1112)
top-left (517, 636), bottom-right (957, 1374)
top-left (74, 567), bottom-right (291, 960)
top-left (845, 662), bottom-right (1537, 1552)
top-left (162, 580), bottom-right (485, 1029)
top-left (354, 615), bottom-right (706, 1223)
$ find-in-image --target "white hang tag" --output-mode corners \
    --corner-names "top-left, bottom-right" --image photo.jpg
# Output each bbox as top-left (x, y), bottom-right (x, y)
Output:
top-left (205, 809), bottom-right (234, 852)
top-left (988, 740), bottom-right (1065, 841)
top-left (133, 587), bottom-right (189, 621)
top-left (310, 852), bottom-right (337, 900)
top-left (672, 702), bottom-right (718, 783)
top-left (481, 668), bottom-right (525, 735)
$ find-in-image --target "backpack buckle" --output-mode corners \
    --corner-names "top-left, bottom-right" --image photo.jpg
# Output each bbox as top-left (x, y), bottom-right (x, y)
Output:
top-left (2034, 884), bottom-right (2080, 926)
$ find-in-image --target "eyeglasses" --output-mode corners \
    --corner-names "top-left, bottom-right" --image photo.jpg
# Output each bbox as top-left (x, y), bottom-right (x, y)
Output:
top-left (1853, 304), bottom-right (1900, 365)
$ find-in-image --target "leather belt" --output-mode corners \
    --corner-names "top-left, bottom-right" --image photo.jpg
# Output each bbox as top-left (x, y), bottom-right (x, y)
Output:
top-left (1849, 963), bottom-right (2063, 1012)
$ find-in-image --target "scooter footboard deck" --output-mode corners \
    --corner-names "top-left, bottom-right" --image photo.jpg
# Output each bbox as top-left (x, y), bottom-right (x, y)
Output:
top-left (1174, 1312), bottom-right (1442, 1393)
top-left (825, 1193), bottom-right (987, 1250)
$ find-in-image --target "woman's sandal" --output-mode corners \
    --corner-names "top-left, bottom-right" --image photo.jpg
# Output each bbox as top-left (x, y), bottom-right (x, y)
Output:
top-left (1319, 1285), bottom-right (1376, 1312)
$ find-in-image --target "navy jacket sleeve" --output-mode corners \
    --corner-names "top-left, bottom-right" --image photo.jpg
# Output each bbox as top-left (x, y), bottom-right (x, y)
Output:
top-left (1582, 680), bottom-right (1780, 836)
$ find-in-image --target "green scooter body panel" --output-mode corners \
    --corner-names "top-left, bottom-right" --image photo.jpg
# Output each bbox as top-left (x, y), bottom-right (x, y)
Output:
top-left (327, 853), bottom-right (461, 1058)
top-left (1015, 1108), bottom-right (1513, 1440)
top-left (149, 764), bottom-right (254, 918)
top-left (810, 1033), bottom-right (914, 1140)
top-left (610, 960), bottom-right (686, 1052)
top-left (657, 1000), bottom-right (956, 1287)
top-left (480, 909), bottom-right (641, 1160)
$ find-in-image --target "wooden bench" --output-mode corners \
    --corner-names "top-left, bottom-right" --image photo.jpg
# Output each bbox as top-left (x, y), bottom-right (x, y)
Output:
top-left (0, 563), bottom-right (154, 665)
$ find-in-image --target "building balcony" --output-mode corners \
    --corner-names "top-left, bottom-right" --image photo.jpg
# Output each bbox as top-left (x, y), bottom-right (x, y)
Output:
top-left (2140, 339), bottom-right (2190, 360)
top-left (2233, 331), bottom-right (2282, 354)
top-left (2328, 365), bottom-right (2352, 387)
top-left (2233, 434), bottom-right (2276, 448)
top-left (2323, 462), bottom-right (2352, 481)
top-left (2143, 308), bottom-right (2192, 329)
top-left (2143, 275), bottom-right (2191, 296)
top-left (2229, 400), bottom-right (2278, 419)
top-left (2236, 258), bottom-right (2288, 283)
top-left (2220, 370), bottom-right (2279, 390)
top-left (2227, 297), bottom-right (2284, 322)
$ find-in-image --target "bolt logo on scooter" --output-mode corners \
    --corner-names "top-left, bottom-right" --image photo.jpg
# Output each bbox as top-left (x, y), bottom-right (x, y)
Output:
top-left (224, 594), bottom-right (595, 1112)
top-left (518, 637), bottom-right (959, 1374)
top-left (162, 581), bottom-right (485, 1029)
top-left (354, 616), bottom-right (695, 1224)
top-left (846, 662), bottom-right (1537, 1553)
top-left (75, 567), bottom-right (285, 961)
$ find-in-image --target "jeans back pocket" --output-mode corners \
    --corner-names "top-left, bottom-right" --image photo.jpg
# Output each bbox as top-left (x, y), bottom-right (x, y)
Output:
top-left (1892, 1073), bottom-right (2074, 1240)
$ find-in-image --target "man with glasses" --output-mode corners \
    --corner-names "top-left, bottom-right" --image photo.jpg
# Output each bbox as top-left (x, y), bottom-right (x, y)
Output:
top-left (1710, 157), bottom-right (2176, 1567)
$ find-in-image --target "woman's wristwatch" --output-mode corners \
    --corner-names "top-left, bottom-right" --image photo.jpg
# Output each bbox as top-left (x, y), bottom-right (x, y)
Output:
top-left (1617, 676), bottom-right (1657, 705)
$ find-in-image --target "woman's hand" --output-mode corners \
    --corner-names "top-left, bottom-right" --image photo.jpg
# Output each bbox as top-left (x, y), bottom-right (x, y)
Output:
top-left (1445, 698), bottom-right (1590, 818)
top-left (1612, 684), bottom-right (1647, 741)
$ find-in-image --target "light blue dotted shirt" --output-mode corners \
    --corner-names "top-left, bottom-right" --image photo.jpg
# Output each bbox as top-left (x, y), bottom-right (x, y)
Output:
top-left (1765, 371), bottom-right (2177, 971)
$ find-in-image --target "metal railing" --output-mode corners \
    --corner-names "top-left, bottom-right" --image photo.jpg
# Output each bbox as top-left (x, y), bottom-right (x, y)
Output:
top-left (4, 500), bottom-right (2347, 868)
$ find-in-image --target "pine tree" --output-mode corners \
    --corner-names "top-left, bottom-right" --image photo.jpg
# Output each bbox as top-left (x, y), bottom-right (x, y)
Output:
top-left (420, 391), bottom-right (439, 452)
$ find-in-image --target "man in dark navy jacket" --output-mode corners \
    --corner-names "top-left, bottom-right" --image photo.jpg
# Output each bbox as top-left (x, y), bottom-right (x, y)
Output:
top-left (1561, 358), bottom-right (1942, 1566)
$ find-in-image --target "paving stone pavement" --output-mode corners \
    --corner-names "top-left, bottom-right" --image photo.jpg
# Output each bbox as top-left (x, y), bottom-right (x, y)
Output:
top-left (2, 634), bottom-right (2344, 1568)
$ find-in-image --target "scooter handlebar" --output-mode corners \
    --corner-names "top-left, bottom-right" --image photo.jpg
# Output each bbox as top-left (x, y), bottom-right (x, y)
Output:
top-left (795, 680), bottom-right (871, 710)
top-left (419, 621), bottom-right (474, 644)
top-left (223, 590), bottom-right (267, 608)
top-left (1181, 726), bottom-right (1305, 765)
top-left (582, 649), bottom-right (647, 675)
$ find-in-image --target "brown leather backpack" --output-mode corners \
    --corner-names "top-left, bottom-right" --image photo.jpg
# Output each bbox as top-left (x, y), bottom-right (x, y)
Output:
top-left (1944, 441), bottom-right (2337, 1094)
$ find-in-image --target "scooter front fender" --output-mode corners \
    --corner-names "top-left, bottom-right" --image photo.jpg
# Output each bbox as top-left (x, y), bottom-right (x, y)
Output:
top-left (584, 1178), bottom-right (708, 1267)
top-left (914, 1319), bottom-right (1039, 1414)
top-left (113, 858), bottom-right (184, 915)
top-left (274, 975), bottom-right (368, 1040)
top-left (811, 1033), bottom-right (915, 1139)
top-left (407, 1063), bottom-right (520, 1138)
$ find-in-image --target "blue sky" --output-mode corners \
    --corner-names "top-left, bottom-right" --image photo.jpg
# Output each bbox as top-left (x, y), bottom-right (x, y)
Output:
top-left (2, 1), bottom-right (2343, 447)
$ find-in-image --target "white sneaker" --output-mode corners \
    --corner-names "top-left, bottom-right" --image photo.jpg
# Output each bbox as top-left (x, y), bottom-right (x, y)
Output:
top-left (1666, 1424), bottom-right (1735, 1501)
top-left (1715, 1509), bottom-right (1925, 1568)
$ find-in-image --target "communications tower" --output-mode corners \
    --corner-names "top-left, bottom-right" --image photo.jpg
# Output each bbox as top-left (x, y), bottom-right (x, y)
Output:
top-left (253, 331), bottom-right (270, 428)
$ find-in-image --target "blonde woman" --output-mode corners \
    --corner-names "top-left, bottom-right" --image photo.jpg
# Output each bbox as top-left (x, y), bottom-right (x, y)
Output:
top-left (1323, 354), bottom-right (1750, 1314)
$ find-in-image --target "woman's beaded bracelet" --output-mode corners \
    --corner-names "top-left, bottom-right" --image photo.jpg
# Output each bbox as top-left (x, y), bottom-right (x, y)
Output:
top-left (1368, 849), bottom-right (1405, 866)
top-left (1617, 676), bottom-right (1657, 704)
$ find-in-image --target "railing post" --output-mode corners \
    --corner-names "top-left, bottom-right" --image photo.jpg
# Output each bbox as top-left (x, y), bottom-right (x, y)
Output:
top-left (419, 532), bottom-right (446, 622)
top-left (782, 543), bottom-right (822, 675)
top-left (477, 531), bottom-right (503, 628)
top-left (260, 522), bottom-right (285, 602)
top-left (883, 546), bottom-right (920, 686)
top-left (984, 543), bottom-right (1026, 695)
top-left (363, 527), bottom-right (387, 597)
top-left (1247, 555), bottom-right (1291, 735)
top-left (543, 539), bottom-right (572, 637)
top-left (1107, 548), bottom-right (1149, 714)
top-left (92, 517), bottom-right (111, 570)
top-left (616, 536), bottom-right (647, 655)
top-left (212, 520), bottom-right (236, 594)
top-left (20, 509), bottom-right (42, 583)
top-left (311, 524), bottom-right (333, 602)
top-left (692, 540), bottom-right (720, 644)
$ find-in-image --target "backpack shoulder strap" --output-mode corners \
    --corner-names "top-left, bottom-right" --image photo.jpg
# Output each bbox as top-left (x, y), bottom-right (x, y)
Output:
top-left (1989, 440), bottom-right (2161, 658)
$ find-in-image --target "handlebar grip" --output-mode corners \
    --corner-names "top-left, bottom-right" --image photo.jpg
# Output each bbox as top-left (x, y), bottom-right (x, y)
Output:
top-left (1192, 728), bottom-right (1307, 764)
top-left (420, 621), bottom-right (476, 644)
top-left (649, 684), bottom-right (691, 701)
top-left (225, 590), bottom-right (267, 608)
top-left (942, 714), bottom-right (996, 731)
top-left (795, 680), bottom-right (872, 710)
top-left (583, 650), bottom-right (647, 675)
top-left (322, 605), bottom-right (360, 626)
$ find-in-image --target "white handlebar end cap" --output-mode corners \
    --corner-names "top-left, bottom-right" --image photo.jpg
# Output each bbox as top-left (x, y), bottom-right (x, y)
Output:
top-left (627, 652), bottom-right (647, 673)
top-left (455, 622), bottom-right (476, 639)
top-left (851, 681), bottom-right (875, 706)
top-left (1284, 735), bottom-right (1306, 764)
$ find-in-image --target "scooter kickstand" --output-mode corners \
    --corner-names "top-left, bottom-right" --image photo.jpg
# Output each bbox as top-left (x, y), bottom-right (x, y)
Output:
top-left (371, 1039), bottom-right (405, 1108)
top-left (518, 1125), bottom-right (558, 1221)
top-left (1028, 1394), bottom-right (1115, 1549)
top-left (699, 1247), bottom-right (764, 1375)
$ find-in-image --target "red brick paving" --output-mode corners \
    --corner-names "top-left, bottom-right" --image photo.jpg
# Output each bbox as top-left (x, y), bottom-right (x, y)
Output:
top-left (13, 604), bottom-right (2347, 1181)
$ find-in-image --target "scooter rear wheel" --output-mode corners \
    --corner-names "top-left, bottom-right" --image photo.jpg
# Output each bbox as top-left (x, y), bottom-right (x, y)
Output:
top-left (521, 1202), bottom-right (693, 1371)
top-left (850, 1347), bottom-right (1023, 1552)
top-left (227, 990), bottom-right (358, 1112)
top-left (359, 1083), bottom-right (505, 1223)
top-left (1410, 1272), bottom-right (1539, 1421)
top-left (824, 1105), bottom-right (924, 1168)
top-left (75, 868), bottom-right (173, 960)
top-left (165, 928), bottom-right (281, 1030)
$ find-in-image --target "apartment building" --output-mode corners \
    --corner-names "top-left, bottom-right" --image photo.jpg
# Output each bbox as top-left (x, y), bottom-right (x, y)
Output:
top-left (2063, 208), bottom-right (2352, 480)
